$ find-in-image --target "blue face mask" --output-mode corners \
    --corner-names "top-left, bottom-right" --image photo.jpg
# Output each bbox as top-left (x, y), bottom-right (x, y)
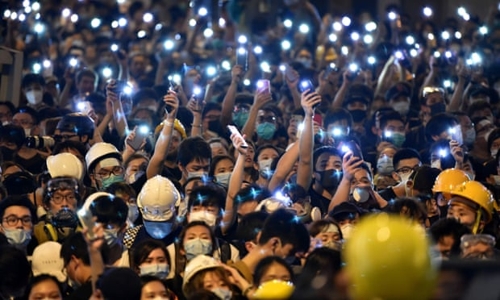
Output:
top-left (233, 111), bottom-right (249, 128)
top-left (211, 288), bottom-right (232, 300)
top-left (139, 263), bottom-right (170, 279)
top-left (184, 238), bottom-right (213, 260)
top-left (215, 172), bottom-right (231, 187)
top-left (143, 221), bottom-right (174, 239)
top-left (256, 122), bottom-right (276, 140)
top-left (101, 174), bottom-right (125, 190)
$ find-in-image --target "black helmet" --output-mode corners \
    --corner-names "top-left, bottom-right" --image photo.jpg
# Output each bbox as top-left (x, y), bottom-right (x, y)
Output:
top-left (56, 113), bottom-right (95, 137)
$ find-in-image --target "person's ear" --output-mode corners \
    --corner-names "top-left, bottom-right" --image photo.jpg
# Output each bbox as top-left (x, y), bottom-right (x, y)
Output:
top-left (178, 163), bottom-right (186, 174)
top-left (391, 171), bottom-right (400, 182)
top-left (244, 241), bottom-right (255, 253)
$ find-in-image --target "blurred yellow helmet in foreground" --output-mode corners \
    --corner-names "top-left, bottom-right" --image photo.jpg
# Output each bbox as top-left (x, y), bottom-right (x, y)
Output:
top-left (344, 214), bottom-right (437, 300)
top-left (251, 280), bottom-right (294, 300)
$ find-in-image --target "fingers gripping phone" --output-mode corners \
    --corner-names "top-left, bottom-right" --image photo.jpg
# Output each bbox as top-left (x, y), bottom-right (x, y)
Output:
top-left (227, 125), bottom-right (248, 148)
top-left (77, 208), bottom-right (95, 240)
top-left (343, 140), bottom-right (363, 160)
top-left (127, 126), bottom-right (149, 151)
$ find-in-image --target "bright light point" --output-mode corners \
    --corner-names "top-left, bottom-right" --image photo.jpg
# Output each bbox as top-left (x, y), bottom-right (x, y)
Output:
top-left (70, 14), bottom-right (78, 23)
top-left (298, 122), bottom-right (305, 131)
top-left (143, 12), bottom-right (153, 23)
top-left (123, 84), bottom-right (133, 95)
top-left (333, 21), bottom-right (342, 32)
top-left (332, 128), bottom-right (342, 136)
top-left (423, 6), bottom-right (433, 17)
top-left (365, 21), bottom-right (377, 32)
top-left (279, 65), bottom-right (286, 72)
top-left (193, 86), bottom-right (202, 95)
top-left (441, 31), bottom-right (450, 40)
top-left (363, 34), bottom-right (373, 44)
top-left (479, 26), bottom-right (488, 35)
top-left (31, 2), bottom-right (40, 11)
top-left (35, 13), bottom-right (40, 19)
top-left (341, 16), bottom-right (351, 27)
top-left (434, 51), bottom-right (441, 58)
top-left (23, 0), bottom-right (30, 7)
top-left (457, 7), bottom-right (466, 16)
top-left (175, 34), bottom-right (181, 40)
top-left (405, 35), bottom-right (415, 45)
top-left (427, 33), bottom-right (435, 40)
top-left (77, 102), bottom-right (85, 111)
top-left (254, 45), bottom-right (263, 54)
top-left (439, 149), bottom-right (447, 157)
top-left (91, 18), bottom-right (101, 28)
top-left (10, 12), bottom-right (17, 20)
top-left (284, 19), bottom-right (293, 28)
top-left (415, 43), bottom-right (420, 49)
top-left (243, 79), bottom-right (251, 86)
top-left (218, 18), bottom-right (226, 27)
top-left (471, 52), bottom-right (481, 64)
top-left (384, 131), bottom-right (392, 138)
top-left (34, 23), bottom-right (44, 33)
top-left (69, 58), bottom-right (78, 67)
top-left (62, 8), bottom-right (71, 18)
top-left (203, 28), bottom-right (213, 38)
top-left (118, 17), bottom-right (127, 27)
top-left (348, 63), bottom-right (358, 72)
top-left (395, 51), bottom-right (403, 60)
top-left (299, 24), bottom-right (310, 33)
top-left (172, 74), bottom-right (181, 84)
top-left (237, 47), bottom-right (246, 55)
top-left (32, 63), bottom-right (41, 73)
top-left (198, 7), bottom-right (208, 16)
top-left (341, 46), bottom-right (348, 55)
top-left (206, 66), bottom-right (217, 76)
top-left (189, 18), bottom-right (197, 27)
top-left (221, 60), bottom-right (231, 70)
top-left (466, 58), bottom-right (473, 65)
top-left (3, 10), bottom-right (10, 18)
top-left (260, 61), bottom-right (271, 73)
top-left (164, 40), bottom-right (174, 50)
top-left (238, 35), bottom-right (248, 44)
top-left (463, 13), bottom-right (470, 21)
top-left (444, 80), bottom-right (452, 88)
top-left (137, 30), bottom-right (146, 38)
top-left (43, 59), bottom-right (51, 68)
top-left (410, 49), bottom-right (418, 57)
top-left (445, 51), bottom-right (452, 58)
top-left (138, 125), bottom-right (149, 134)
top-left (350, 32), bottom-right (360, 41)
top-left (102, 67), bottom-right (112, 78)
top-left (368, 56), bottom-right (376, 65)
top-left (24, 6), bottom-right (31, 13)
top-left (455, 31), bottom-right (462, 39)
top-left (111, 21), bottom-right (118, 28)
top-left (18, 14), bottom-right (26, 22)
top-left (329, 33), bottom-right (338, 42)
top-left (388, 11), bottom-right (397, 20)
top-left (281, 40), bottom-right (291, 50)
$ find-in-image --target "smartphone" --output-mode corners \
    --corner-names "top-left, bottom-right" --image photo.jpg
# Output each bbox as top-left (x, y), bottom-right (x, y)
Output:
top-left (227, 125), bottom-right (248, 148)
top-left (448, 125), bottom-right (463, 145)
top-left (77, 101), bottom-right (93, 115)
top-left (77, 208), bottom-right (95, 240)
top-left (284, 64), bottom-right (299, 82)
top-left (256, 79), bottom-right (271, 93)
top-left (344, 140), bottom-right (363, 160)
top-left (299, 80), bottom-right (315, 94)
top-left (236, 47), bottom-right (248, 71)
top-left (110, 80), bottom-right (128, 94)
top-left (127, 126), bottom-right (149, 151)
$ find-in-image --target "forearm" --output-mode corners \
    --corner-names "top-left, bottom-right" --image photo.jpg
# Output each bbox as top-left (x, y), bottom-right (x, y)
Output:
top-left (220, 82), bottom-right (238, 126)
top-left (331, 82), bottom-right (349, 109)
top-left (146, 116), bottom-right (174, 178)
top-left (118, 64), bottom-right (129, 82)
top-left (297, 114), bottom-right (313, 189)
top-left (155, 63), bottom-right (168, 86)
top-left (112, 99), bottom-right (128, 138)
top-left (447, 78), bottom-right (466, 112)
top-left (373, 191), bottom-right (388, 208)
top-left (88, 248), bottom-right (104, 292)
top-left (291, 86), bottom-right (302, 109)
top-left (268, 142), bottom-right (299, 192)
top-left (241, 107), bottom-right (259, 138)
top-left (59, 82), bottom-right (72, 109)
top-left (328, 178), bottom-right (351, 212)
top-left (96, 114), bottom-right (112, 138)
top-left (190, 113), bottom-right (202, 137)
top-left (221, 154), bottom-right (245, 234)
top-left (421, 69), bottom-right (437, 91)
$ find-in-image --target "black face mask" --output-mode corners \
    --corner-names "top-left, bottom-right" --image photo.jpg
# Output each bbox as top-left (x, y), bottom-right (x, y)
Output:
top-left (318, 169), bottom-right (343, 190)
top-left (430, 102), bottom-right (446, 116)
top-left (51, 208), bottom-right (78, 228)
top-left (349, 109), bottom-right (367, 122)
top-left (208, 119), bottom-right (223, 135)
top-left (0, 146), bottom-right (15, 161)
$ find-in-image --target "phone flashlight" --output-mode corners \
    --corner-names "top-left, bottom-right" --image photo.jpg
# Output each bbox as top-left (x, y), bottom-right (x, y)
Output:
top-left (189, 18), bottom-right (197, 27)
top-left (298, 122), bottom-right (305, 132)
top-left (77, 102), bottom-right (86, 111)
top-left (365, 21), bottom-right (377, 32)
top-left (406, 36), bottom-right (415, 45)
top-left (69, 58), bottom-right (78, 67)
top-left (367, 56), bottom-right (376, 65)
top-left (118, 17), bottom-right (127, 27)
top-left (137, 30), bottom-right (147, 38)
top-left (143, 12), bottom-right (153, 23)
top-left (388, 11), bottom-right (397, 20)
top-left (203, 28), bottom-right (213, 38)
top-left (90, 17), bottom-right (101, 28)
top-left (332, 127), bottom-right (342, 137)
top-left (260, 61), bottom-right (271, 73)
top-left (198, 7), bottom-right (208, 16)
top-left (329, 33), bottom-right (338, 42)
top-left (32, 62), bottom-right (41, 73)
top-left (111, 44), bottom-right (119, 52)
top-left (299, 24), bottom-right (310, 34)
top-left (281, 40), bottom-right (291, 50)
top-left (333, 21), bottom-right (342, 32)
top-left (350, 32), bottom-right (360, 41)
top-left (70, 14), bottom-right (78, 23)
top-left (34, 22), bottom-right (45, 34)
top-left (445, 51), bottom-right (452, 58)
top-left (384, 131), bottom-right (392, 138)
top-left (341, 145), bottom-right (351, 154)
top-left (363, 34), bottom-right (373, 44)
top-left (43, 59), bottom-right (51, 68)
top-left (439, 148), bottom-right (448, 158)
top-left (243, 79), bottom-right (251, 86)
top-left (348, 63), bottom-right (359, 72)
top-left (238, 35), bottom-right (248, 44)
top-left (102, 67), bottom-right (113, 78)
top-left (433, 51), bottom-right (441, 58)
top-left (441, 31), bottom-right (450, 40)
top-left (423, 6), bottom-right (433, 17)
top-left (164, 40), bottom-right (175, 51)
top-left (341, 46), bottom-right (349, 56)
top-left (193, 86), bottom-right (202, 96)
top-left (444, 80), bottom-right (452, 88)
top-left (283, 19), bottom-right (293, 28)
top-left (479, 26), bottom-right (488, 35)
top-left (221, 60), bottom-right (231, 71)
top-left (254, 45), bottom-right (263, 54)
top-left (123, 83), bottom-right (133, 95)
top-left (341, 16), bottom-right (351, 27)
top-left (455, 31), bottom-right (462, 39)
top-left (138, 125), bottom-right (150, 135)
top-left (395, 51), bottom-right (404, 60)
top-left (457, 7), bottom-right (466, 17)
top-left (206, 66), bottom-right (217, 77)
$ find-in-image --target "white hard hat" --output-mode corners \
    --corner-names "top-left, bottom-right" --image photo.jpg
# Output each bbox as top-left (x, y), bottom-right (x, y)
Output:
top-left (255, 192), bottom-right (293, 213)
top-left (182, 255), bottom-right (220, 294)
top-left (85, 142), bottom-right (121, 172)
top-left (138, 175), bottom-right (180, 221)
top-left (82, 192), bottom-right (113, 211)
top-left (46, 153), bottom-right (84, 180)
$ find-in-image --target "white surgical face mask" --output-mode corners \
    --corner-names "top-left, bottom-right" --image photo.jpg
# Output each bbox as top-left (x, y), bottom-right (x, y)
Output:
top-left (431, 159), bottom-right (441, 170)
top-left (491, 148), bottom-right (498, 158)
top-left (258, 158), bottom-right (274, 179)
top-left (215, 172), bottom-right (231, 187)
top-left (188, 210), bottom-right (217, 227)
top-left (398, 171), bottom-right (413, 184)
top-left (187, 171), bottom-right (207, 180)
top-left (26, 90), bottom-right (43, 105)
top-left (393, 101), bottom-right (410, 116)
top-left (340, 224), bottom-right (355, 240)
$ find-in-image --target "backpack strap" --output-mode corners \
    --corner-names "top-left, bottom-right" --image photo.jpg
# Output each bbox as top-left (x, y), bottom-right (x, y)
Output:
top-left (219, 238), bottom-right (231, 263)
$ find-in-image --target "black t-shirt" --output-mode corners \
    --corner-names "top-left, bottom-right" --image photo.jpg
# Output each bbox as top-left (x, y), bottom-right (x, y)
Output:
top-left (378, 187), bottom-right (398, 202)
top-left (308, 185), bottom-right (332, 215)
top-left (14, 153), bottom-right (46, 174)
top-left (66, 281), bottom-right (92, 300)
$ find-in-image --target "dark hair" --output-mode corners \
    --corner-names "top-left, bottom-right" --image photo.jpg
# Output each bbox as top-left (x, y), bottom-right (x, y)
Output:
top-left (308, 220), bottom-right (342, 239)
top-left (324, 108), bottom-right (353, 130)
top-left (425, 113), bottom-right (458, 142)
top-left (430, 218), bottom-right (471, 258)
top-left (76, 69), bottom-right (97, 84)
top-left (258, 209), bottom-right (310, 254)
top-left (61, 232), bottom-right (109, 266)
top-left (0, 245), bottom-right (32, 297)
top-left (89, 194), bottom-right (128, 227)
top-left (105, 182), bottom-right (137, 199)
top-left (96, 267), bottom-right (142, 300)
top-left (123, 153), bottom-right (149, 171)
top-left (487, 128), bottom-right (500, 153)
top-left (379, 111), bottom-right (405, 130)
top-left (22, 73), bottom-right (45, 89)
top-left (202, 102), bottom-right (222, 119)
top-left (0, 195), bottom-right (37, 224)
top-left (207, 138), bottom-right (229, 153)
top-left (131, 239), bottom-right (170, 271)
top-left (386, 198), bottom-right (427, 223)
top-left (234, 185), bottom-right (272, 208)
top-left (467, 100), bottom-right (492, 118)
top-left (52, 140), bottom-right (87, 158)
top-left (26, 274), bottom-right (63, 298)
top-left (409, 165), bottom-right (441, 195)
top-left (0, 124), bottom-right (25, 149)
top-left (140, 276), bottom-right (175, 298)
top-left (132, 88), bottom-right (159, 107)
top-left (253, 256), bottom-right (294, 286)
top-left (235, 211), bottom-right (269, 257)
top-left (177, 137), bottom-right (212, 167)
top-left (393, 148), bottom-right (421, 170)
top-left (128, 1), bottom-right (144, 18)
top-left (178, 221), bottom-right (217, 253)
top-left (209, 155), bottom-right (235, 177)
top-left (15, 106), bottom-right (39, 125)
top-left (295, 247), bottom-right (342, 291)
top-left (0, 102), bottom-right (15, 116)
top-left (254, 144), bottom-right (281, 162)
top-left (187, 184), bottom-right (226, 216)
top-left (312, 146), bottom-right (342, 172)
top-left (186, 290), bottom-right (220, 300)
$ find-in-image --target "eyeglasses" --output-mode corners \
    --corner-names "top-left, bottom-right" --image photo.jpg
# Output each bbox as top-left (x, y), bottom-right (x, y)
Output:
top-left (51, 194), bottom-right (77, 204)
top-left (3, 215), bottom-right (32, 227)
top-left (257, 116), bottom-right (276, 123)
top-left (96, 166), bottom-right (124, 179)
top-left (396, 166), bottom-right (416, 174)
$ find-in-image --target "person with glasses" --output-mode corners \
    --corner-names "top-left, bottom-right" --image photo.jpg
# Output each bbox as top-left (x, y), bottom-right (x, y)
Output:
top-left (0, 195), bottom-right (38, 254)
top-left (378, 148), bottom-right (422, 202)
top-left (0, 124), bottom-right (46, 174)
top-left (86, 142), bottom-right (125, 191)
top-left (54, 113), bottom-right (95, 148)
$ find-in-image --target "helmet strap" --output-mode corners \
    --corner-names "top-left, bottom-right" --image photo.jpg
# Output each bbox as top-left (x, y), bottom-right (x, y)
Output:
top-left (472, 210), bottom-right (483, 234)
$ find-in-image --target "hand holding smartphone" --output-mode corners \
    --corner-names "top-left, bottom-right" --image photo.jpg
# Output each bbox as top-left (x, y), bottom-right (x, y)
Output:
top-left (77, 208), bottom-right (96, 240)
top-left (227, 125), bottom-right (248, 148)
top-left (256, 79), bottom-right (271, 94)
top-left (127, 126), bottom-right (149, 151)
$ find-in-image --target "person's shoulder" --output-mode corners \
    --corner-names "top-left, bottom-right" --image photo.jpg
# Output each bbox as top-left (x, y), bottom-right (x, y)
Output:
top-left (227, 260), bottom-right (253, 284)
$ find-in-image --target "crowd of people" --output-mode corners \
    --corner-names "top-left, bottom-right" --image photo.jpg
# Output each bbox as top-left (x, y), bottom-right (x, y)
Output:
top-left (3, 0), bottom-right (500, 299)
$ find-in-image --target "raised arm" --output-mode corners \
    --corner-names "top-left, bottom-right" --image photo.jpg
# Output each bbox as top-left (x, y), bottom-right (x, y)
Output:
top-left (146, 92), bottom-right (179, 179)
top-left (328, 154), bottom-right (364, 213)
top-left (241, 89), bottom-right (272, 139)
top-left (106, 81), bottom-right (128, 138)
top-left (331, 71), bottom-right (352, 109)
top-left (296, 91), bottom-right (322, 190)
top-left (220, 65), bottom-right (243, 127)
top-left (221, 133), bottom-right (247, 235)
top-left (268, 142), bottom-right (299, 192)
top-left (447, 64), bottom-right (469, 112)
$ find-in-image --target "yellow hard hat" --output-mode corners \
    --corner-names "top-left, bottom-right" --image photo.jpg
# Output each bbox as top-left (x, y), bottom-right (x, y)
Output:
top-left (154, 119), bottom-right (187, 139)
top-left (344, 214), bottom-right (437, 300)
top-left (251, 280), bottom-right (294, 300)
top-left (449, 181), bottom-right (494, 223)
top-left (432, 168), bottom-right (470, 198)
